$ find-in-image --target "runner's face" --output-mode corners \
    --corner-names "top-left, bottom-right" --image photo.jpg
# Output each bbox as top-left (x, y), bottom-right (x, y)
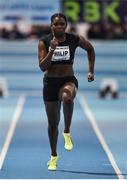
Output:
top-left (51, 17), bottom-right (67, 38)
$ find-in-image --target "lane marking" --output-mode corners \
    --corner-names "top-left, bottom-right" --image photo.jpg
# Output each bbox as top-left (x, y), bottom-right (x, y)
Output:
top-left (0, 94), bottom-right (26, 170)
top-left (77, 92), bottom-right (124, 179)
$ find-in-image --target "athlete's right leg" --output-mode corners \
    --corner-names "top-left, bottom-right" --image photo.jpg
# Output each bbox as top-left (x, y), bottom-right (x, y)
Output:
top-left (44, 101), bottom-right (61, 156)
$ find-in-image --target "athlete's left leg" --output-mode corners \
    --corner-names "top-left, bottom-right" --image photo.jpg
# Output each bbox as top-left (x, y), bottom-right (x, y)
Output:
top-left (59, 82), bottom-right (77, 150)
top-left (59, 82), bottom-right (77, 132)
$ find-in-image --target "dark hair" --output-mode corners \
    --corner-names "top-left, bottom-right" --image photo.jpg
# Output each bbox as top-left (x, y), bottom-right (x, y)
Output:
top-left (51, 13), bottom-right (67, 24)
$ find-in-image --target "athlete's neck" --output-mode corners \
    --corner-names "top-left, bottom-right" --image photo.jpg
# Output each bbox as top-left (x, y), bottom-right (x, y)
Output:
top-left (54, 33), bottom-right (66, 42)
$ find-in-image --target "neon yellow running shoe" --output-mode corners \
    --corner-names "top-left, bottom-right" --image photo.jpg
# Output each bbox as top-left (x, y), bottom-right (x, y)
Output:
top-left (63, 132), bottom-right (73, 150)
top-left (47, 155), bottom-right (59, 171)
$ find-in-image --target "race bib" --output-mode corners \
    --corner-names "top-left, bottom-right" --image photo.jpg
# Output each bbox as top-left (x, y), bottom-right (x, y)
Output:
top-left (50, 46), bottom-right (70, 61)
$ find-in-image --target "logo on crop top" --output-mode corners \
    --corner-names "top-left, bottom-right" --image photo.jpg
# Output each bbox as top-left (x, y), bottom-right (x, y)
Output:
top-left (50, 46), bottom-right (70, 61)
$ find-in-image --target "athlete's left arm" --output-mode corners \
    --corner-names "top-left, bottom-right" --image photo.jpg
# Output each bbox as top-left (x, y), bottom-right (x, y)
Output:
top-left (78, 35), bottom-right (95, 82)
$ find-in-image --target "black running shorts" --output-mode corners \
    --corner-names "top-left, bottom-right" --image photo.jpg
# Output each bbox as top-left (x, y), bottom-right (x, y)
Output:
top-left (43, 76), bottom-right (78, 101)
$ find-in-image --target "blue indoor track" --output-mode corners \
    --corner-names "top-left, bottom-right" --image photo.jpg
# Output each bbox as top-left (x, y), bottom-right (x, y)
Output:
top-left (0, 40), bottom-right (127, 179)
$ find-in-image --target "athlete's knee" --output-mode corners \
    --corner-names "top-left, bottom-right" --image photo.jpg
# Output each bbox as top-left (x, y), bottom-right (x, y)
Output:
top-left (61, 85), bottom-right (75, 102)
top-left (62, 92), bottom-right (72, 103)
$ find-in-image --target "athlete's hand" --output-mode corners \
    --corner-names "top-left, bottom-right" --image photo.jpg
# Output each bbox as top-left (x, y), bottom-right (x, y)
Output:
top-left (50, 37), bottom-right (59, 50)
top-left (88, 72), bottom-right (94, 82)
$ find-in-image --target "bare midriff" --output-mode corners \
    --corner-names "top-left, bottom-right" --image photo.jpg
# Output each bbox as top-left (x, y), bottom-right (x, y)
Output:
top-left (45, 64), bottom-right (74, 77)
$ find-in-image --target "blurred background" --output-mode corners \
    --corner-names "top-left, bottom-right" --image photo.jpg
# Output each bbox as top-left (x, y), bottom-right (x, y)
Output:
top-left (0, 0), bottom-right (127, 41)
top-left (0, 0), bottom-right (127, 95)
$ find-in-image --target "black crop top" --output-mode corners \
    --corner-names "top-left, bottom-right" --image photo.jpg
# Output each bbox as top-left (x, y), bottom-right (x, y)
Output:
top-left (40, 33), bottom-right (79, 65)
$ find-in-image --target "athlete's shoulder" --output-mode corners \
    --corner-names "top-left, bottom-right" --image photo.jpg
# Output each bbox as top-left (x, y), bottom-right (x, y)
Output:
top-left (66, 32), bottom-right (79, 38)
top-left (39, 33), bottom-right (52, 52)
top-left (66, 32), bottom-right (80, 45)
top-left (39, 33), bottom-right (52, 42)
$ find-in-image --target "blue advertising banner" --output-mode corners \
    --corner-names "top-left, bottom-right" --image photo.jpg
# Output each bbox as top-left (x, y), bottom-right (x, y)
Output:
top-left (0, 0), bottom-right (60, 24)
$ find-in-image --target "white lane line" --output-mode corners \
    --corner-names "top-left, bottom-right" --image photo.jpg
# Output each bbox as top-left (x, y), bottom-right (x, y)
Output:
top-left (77, 92), bottom-right (124, 179)
top-left (0, 94), bottom-right (26, 170)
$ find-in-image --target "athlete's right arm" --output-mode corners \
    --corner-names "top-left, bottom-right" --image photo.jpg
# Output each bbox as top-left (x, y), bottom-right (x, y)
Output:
top-left (38, 40), bottom-right (54, 72)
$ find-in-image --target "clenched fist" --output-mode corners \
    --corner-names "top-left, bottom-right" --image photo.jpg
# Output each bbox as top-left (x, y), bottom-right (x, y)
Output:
top-left (88, 72), bottom-right (94, 82)
top-left (50, 37), bottom-right (59, 50)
